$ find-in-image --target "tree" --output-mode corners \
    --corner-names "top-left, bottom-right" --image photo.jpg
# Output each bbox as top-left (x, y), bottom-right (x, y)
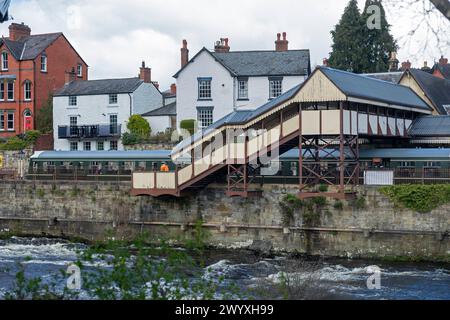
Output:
top-left (328, 0), bottom-right (366, 73)
top-left (329, 0), bottom-right (397, 73)
top-left (35, 94), bottom-right (53, 134)
top-left (360, 0), bottom-right (397, 73)
top-left (127, 115), bottom-right (151, 140)
top-left (180, 119), bottom-right (196, 136)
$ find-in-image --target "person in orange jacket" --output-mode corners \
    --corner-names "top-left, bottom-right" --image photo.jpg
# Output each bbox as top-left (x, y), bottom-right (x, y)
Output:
top-left (160, 162), bottom-right (169, 172)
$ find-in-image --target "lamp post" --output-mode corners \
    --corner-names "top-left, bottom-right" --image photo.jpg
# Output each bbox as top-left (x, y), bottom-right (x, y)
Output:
top-left (18, 149), bottom-right (25, 180)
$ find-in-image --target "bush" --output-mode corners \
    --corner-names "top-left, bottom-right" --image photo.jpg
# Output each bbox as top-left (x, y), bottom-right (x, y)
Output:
top-left (180, 119), bottom-right (196, 135)
top-left (36, 94), bottom-right (53, 134)
top-left (127, 115), bottom-right (151, 139)
top-left (0, 136), bottom-right (28, 151)
top-left (318, 184), bottom-right (329, 193)
top-left (333, 200), bottom-right (344, 211)
top-left (380, 184), bottom-right (450, 213)
top-left (23, 130), bottom-right (41, 145)
top-left (122, 132), bottom-right (142, 146)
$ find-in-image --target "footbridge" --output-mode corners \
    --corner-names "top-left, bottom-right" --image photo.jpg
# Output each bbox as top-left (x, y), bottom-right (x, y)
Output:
top-left (132, 67), bottom-right (432, 199)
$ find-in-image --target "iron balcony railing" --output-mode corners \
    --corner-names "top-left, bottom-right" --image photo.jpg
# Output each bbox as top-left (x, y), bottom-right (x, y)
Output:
top-left (58, 124), bottom-right (121, 139)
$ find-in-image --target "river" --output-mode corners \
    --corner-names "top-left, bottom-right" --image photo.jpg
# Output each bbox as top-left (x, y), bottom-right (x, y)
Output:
top-left (0, 237), bottom-right (449, 300)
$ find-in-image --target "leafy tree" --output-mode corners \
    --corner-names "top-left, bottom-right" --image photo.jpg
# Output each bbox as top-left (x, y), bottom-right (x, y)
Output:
top-left (360, 0), bottom-right (397, 73)
top-left (36, 94), bottom-right (53, 134)
top-left (127, 115), bottom-right (151, 140)
top-left (180, 119), bottom-right (196, 136)
top-left (329, 0), bottom-right (397, 73)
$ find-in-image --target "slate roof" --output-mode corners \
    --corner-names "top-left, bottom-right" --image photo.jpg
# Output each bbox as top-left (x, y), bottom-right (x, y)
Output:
top-left (174, 48), bottom-right (311, 78)
top-left (54, 78), bottom-right (144, 96)
top-left (320, 67), bottom-right (431, 111)
top-left (0, 33), bottom-right (62, 60)
top-left (433, 63), bottom-right (450, 80)
top-left (409, 116), bottom-right (450, 137)
top-left (142, 102), bottom-right (176, 117)
top-left (401, 69), bottom-right (450, 115)
top-left (364, 72), bottom-right (403, 83)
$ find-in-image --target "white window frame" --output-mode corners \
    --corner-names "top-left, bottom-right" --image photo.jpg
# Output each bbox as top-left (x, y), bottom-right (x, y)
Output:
top-left (83, 141), bottom-right (91, 151)
top-left (24, 81), bottom-right (32, 101)
top-left (77, 64), bottom-right (83, 77)
top-left (7, 82), bottom-right (14, 101)
top-left (97, 141), bottom-right (104, 151)
top-left (0, 82), bottom-right (4, 101)
top-left (269, 78), bottom-right (283, 99)
top-left (109, 141), bottom-right (118, 151)
top-left (0, 112), bottom-right (4, 131)
top-left (198, 78), bottom-right (212, 100)
top-left (7, 112), bottom-right (14, 131)
top-left (68, 96), bottom-right (77, 107)
top-left (238, 79), bottom-right (248, 100)
top-left (70, 142), bottom-right (78, 151)
top-left (109, 94), bottom-right (118, 105)
top-left (41, 55), bottom-right (47, 72)
top-left (197, 107), bottom-right (214, 129)
top-left (1, 52), bottom-right (8, 71)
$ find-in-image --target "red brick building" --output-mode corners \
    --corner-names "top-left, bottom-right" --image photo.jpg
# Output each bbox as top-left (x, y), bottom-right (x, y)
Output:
top-left (432, 56), bottom-right (450, 80)
top-left (0, 22), bottom-right (88, 138)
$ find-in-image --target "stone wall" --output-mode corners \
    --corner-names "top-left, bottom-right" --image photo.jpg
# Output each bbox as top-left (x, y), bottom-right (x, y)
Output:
top-left (0, 181), bottom-right (448, 262)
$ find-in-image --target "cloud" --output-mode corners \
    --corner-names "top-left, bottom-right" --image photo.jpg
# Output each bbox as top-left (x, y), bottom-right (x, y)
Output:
top-left (1, 0), bottom-right (447, 89)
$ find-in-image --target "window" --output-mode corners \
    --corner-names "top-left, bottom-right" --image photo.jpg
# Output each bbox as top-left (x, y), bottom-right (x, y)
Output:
top-left (97, 141), bottom-right (104, 151)
top-left (425, 161), bottom-right (441, 168)
top-left (109, 114), bottom-right (118, 134)
top-left (70, 142), bottom-right (78, 151)
top-left (0, 82), bottom-right (4, 101)
top-left (109, 94), bottom-right (118, 105)
top-left (198, 78), bottom-right (212, 100)
top-left (197, 107), bottom-right (213, 129)
top-left (110, 141), bottom-right (118, 151)
top-left (0, 112), bottom-right (4, 131)
top-left (238, 79), bottom-right (248, 100)
top-left (69, 96), bottom-right (77, 106)
top-left (83, 141), bottom-right (91, 151)
top-left (7, 82), bottom-right (14, 101)
top-left (399, 161), bottom-right (415, 168)
top-left (77, 64), bottom-right (83, 77)
top-left (269, 78), bottom-right (283, 99)
top-left (7, 112), bottom-right (14, 131)
top-left (69, 116), bottom-right (78, 136)
top-left (1, 52), bottom-right (8, 70)
top-left (24, 81), bottom-right (32, 101)
top-left (41, 55), bottom-right (47, 72)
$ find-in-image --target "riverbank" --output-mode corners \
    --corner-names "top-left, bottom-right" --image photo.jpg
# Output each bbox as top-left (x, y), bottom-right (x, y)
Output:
top-left (0, 180), bottom-right (449, 263)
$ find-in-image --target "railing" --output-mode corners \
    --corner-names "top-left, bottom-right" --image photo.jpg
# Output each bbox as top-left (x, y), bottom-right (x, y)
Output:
top-left (361, 168), bottom-right (450, 185)
top-left (58, 125), bottom-right (122, 139)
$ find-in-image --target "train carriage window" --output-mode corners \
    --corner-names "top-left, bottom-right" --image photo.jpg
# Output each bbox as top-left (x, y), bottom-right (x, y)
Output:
top-left (399, 161), bottom-right (415, 168)
top-left (425, 161), bottom-right (441, 168)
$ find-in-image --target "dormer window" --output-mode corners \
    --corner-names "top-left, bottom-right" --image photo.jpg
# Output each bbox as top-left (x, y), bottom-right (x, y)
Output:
top-left (77, 64), bottom-right (83, 77)
top-left (1, 52), bottom-right (8, 71)
top-left (41, 55), bottom-right (47, 72)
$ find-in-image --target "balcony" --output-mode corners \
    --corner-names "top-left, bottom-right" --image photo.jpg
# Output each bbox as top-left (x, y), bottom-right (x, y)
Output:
top-left (58, 124), bottom-right (122, 139)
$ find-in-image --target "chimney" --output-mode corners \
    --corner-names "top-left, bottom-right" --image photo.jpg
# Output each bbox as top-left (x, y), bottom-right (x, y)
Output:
top-left (65, 67), bottom-right (76, 84)
top-left (388, 52), bottom-right (399, 72)
top-left (214, 38), bottom-right (230, 53)
top-left (9, 22), bottom-right (31, 41)
top-left (421, 61), bottom-right (431, 73)
top-left (400, 60), bottom-right (412, 71)
top-left (275, 32), bottom-right (289, 52)
top-left (181, 39), bottom-right (189, 68)
top-left (439, 55), bottom-right (448, 66)
top-left (170, 83), bottom-right (177, 95)
top-left (139, 61), bottom-right (151, 83)
top-left (323, 58), bottom-right (329, 67)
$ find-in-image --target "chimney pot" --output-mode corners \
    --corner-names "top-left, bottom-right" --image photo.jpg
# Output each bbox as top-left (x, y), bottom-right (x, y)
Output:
top-left (323, 58), bottom-right (329, 67)
top-left (181, 39), bottom-right (189, 68)
top-left (170, 83), bottom-right (177, 95)
top-left (401, 60), bottom-right (412, 71)
top-left (8, 22), bottom-right (31, 41)
top-left (275, 32), bottom-right (289, 52)
top-left (214, 37), bottom-right (230, 53)
top-left (139, 61), bottom-right (152, 83)
top-left (439, 55), bottom-right (448, 65)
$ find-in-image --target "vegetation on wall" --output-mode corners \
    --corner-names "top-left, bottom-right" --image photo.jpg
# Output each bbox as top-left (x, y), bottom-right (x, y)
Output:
top-left (36, 94), bottom-right (53, 134)
top-left (380, 184), bottom-right (450, 213)
top-left (0, 131), bottom-right (41, 151)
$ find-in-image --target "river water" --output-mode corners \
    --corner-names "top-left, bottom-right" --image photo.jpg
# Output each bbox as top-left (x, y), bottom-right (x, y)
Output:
top-left (0, 237), bottom-right (449, 300)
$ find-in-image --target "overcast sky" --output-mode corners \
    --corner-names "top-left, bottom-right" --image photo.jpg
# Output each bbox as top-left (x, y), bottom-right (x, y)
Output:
top-left (2, 0), bottom-right (448, 90)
